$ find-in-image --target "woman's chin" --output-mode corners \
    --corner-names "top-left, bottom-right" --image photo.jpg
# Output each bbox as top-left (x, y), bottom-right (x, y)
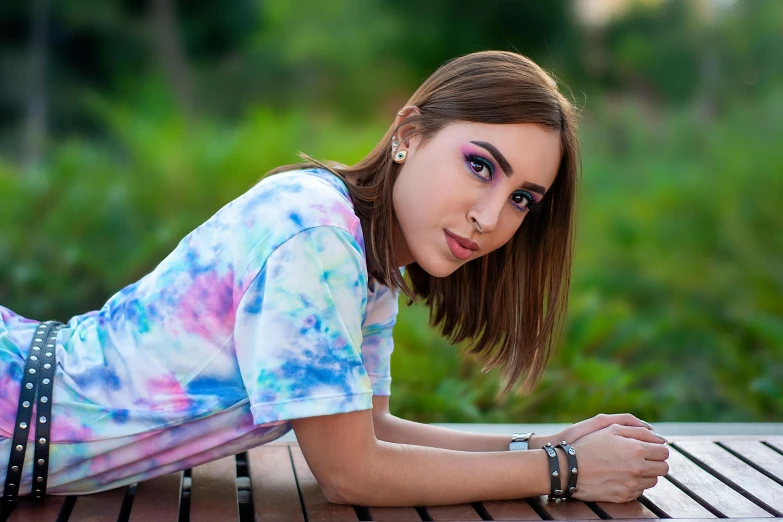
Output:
top-left (415, 255), bottom-right (461, 278)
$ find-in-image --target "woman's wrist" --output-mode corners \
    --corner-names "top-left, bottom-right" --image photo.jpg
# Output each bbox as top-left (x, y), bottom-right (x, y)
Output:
top-left (528, 432), bottom-right (558, 449)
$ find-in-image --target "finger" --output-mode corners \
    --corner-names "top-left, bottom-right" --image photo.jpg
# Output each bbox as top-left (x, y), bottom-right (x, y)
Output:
top-left (640, 476), bottom-right (660, 489)
top-left (641, 460), bottom-right (670, 477)
top-left (606, 413), bottom-right (653, 430)
top-left (642, 442), bottom-right (670, 462)
top-left (615, 425), bottom-right (667, 444)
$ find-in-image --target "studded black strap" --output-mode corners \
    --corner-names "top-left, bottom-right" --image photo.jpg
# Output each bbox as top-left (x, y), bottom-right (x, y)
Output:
top-left (30, 322), bottom-right (61, 499)
top-left (542, 442), bottom-right (563, 500)
top-left (2, 320), bottom-right (62, 514)
top-left (557, 440), bottom-right (579, 499)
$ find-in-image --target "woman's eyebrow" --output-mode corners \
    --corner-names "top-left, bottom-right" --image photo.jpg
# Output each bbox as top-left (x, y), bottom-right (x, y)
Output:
top-left (470, 140), bottom-right (547, 195)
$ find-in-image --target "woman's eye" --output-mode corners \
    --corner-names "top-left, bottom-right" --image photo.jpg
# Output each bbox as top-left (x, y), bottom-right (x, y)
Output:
top-left (465, 155), bottom-right (493, 180)
top-left (511, 191), bottom-right (532, 210)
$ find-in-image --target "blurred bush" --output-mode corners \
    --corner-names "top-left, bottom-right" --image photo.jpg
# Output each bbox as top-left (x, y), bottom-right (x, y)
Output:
top-left (1, 0), bottom-right (781, 423)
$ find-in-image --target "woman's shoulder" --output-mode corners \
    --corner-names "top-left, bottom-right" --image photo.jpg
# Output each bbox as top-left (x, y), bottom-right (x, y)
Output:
top-left (236, 167), bottom-right (358, 232)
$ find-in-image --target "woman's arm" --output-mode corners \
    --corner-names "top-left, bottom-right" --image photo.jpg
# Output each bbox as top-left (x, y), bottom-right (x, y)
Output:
top-left (371, 396), bottom-right (556, 451)
top-left (292, 407), bottom-right (565, 507)
top-left (373, 410), bottom-right (552, 451)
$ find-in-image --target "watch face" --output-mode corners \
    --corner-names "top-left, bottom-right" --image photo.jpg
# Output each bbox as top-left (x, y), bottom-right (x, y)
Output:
top-left (512, 432), bottom-right (533, 442)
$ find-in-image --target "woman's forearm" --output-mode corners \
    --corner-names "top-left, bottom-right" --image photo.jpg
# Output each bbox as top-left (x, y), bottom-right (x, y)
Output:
top-left (334, 440), bottom-right (565, 507)
top-left (373, 412), bottom-right (558, 452)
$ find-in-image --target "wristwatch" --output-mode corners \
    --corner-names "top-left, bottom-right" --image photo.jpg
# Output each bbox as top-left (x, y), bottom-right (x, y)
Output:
top-left (509, 432), bottom-right (534, 451)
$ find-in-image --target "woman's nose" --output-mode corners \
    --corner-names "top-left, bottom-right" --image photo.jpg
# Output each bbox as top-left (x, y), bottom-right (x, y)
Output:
top-left (467, 196), bottom-right (504, 234)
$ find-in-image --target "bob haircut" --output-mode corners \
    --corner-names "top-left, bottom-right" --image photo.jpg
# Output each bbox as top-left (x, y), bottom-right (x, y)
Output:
top-left (265, 50), bottom-right (581, 397)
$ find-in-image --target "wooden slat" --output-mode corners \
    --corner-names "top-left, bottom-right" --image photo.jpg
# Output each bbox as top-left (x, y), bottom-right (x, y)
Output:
top-left (641, 475), bottom-right (717, 518)
top-left (767, 438), bottom-right (783, 453)
top-left (535, 495), bottom-right (599, 520)
top-left (720, 439), bottom-right (783, 483)
top-left (597, 499), bottom-right (658, 518)
top-left (425, 503), bottom-right (481, 520)
top-left (66, 485), bottom-right (127, 521)
top-left (7, 494), bottom-right (68, 522)
top-left (666, 445), bottom-right (773, 518)
top-left (128, 473), bottom-right (181, 521)
top-left (673, 439), bottom-right (783, 514)
top-left (247, 445), bottom-right (305, 522)
top-left (481, 499), bottom-right (541, 520)
top-left (367, 505), bottom-right (422, 521)
top-left (289, 445), bottom-right (358, 521)
top-left (369, 507), bottom-right (421, 522)
top-left (190, 456), bottom-right (239, 522)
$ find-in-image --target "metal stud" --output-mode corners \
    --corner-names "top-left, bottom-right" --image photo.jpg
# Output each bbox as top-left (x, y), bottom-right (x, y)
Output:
top-left (33, 346), bottom-right (40, 351)
top-left (39, 416), bottom-right (47, 424)
top-left (35, 338), bottom-right (42, 342)
top-left (28, 368), bottom-right (36, 375)
top-left (26, 382), bottom-right (33, 390)
top-left (19, 422), bottom-right (27, 430)
top-left (552, 470), bottom-right (559, 477)
top-left (561, 440), bottom-right (567, 445)
top-left (22, 401), bottom-right (30, 408)
top-left (568, 448), bottom-right (576, 455)
top-left (554, 489), bottom-right (563, 496)
top-left (38, 458), bottom-right (45, 465)
top-left (43, 363), bottom-right (51, 370)
top-left (45, 352), bottom-right (52, 358)
top-left (569, 487), bottom-right (578, 493)
top-left (572, 467), bottom-right (578, 474)
top-left (38, 437), bottom-right (46, 444)
top-left (544, 442), bottom-right (552, 447)
top-left (42, 378), bottom-right (50, 385)
top-left (7, 484), bottom-right (13, 489)
top-left (36, 476), bottom-right (43, 483)
top-left (11, 466), bottom-right (18, 472)
top-left (30, 355), bottom-right (38, 361)
top-left (40, 396), bottom-right (48, 403)
top-left (47, 344), bottom-right (54, 348)
top-left (15, 445), bottom-right (23, 451)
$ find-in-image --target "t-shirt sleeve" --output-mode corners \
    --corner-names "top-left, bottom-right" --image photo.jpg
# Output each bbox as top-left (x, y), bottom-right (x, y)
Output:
top-left (234, 225), bottom-right (373, 425)
top-left (361, 281), bottom-right (398, 396)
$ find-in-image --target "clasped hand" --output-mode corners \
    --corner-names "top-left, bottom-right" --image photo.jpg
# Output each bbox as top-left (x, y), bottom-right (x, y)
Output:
top-left (535, 413), bottom-right (670, 504)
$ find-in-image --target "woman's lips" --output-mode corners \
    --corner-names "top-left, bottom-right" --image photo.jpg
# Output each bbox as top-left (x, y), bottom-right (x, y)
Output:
top-left (444, 230), bottom-right (479, 260)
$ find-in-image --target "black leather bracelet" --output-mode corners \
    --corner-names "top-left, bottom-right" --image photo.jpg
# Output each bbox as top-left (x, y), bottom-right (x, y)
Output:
top-left (557, 440), bottom-right (579, 499)
top-left (542, 442), bottom-right (563, 500)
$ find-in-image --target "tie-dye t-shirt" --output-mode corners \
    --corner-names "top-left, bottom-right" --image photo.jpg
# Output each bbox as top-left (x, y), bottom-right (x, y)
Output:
top-left (0, 168), bottom-right (398, 495)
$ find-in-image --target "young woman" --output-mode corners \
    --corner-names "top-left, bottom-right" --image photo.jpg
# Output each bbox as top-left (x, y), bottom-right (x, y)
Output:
top-left (0, 50), bottom-right (668, 513)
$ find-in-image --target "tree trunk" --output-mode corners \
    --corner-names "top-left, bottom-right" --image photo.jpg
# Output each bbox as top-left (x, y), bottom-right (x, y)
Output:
top-left (150, 0), bottom-right (196, 117)
top-left (23, 0), bottom-right (49, 171)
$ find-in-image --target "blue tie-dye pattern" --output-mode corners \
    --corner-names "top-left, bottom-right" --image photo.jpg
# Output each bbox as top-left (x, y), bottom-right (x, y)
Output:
top-left (0, 168), bottom-right (398, 496)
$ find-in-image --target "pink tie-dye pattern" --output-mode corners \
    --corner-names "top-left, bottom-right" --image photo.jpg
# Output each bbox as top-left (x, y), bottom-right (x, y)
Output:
top-left (0, 168), bottom-right (397, 496)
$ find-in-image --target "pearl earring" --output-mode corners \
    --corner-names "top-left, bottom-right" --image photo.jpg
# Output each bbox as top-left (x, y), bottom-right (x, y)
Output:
top-left (394, 150), bottom-right (407, 163)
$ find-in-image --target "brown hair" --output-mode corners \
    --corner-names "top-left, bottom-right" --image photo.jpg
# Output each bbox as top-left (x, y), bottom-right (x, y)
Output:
top-left (265, 50), bottom-right (581, 397)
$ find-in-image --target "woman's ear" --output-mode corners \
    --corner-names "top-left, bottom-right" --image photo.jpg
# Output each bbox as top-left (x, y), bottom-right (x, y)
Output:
top-left (393, 105), bottom-right (422, 152)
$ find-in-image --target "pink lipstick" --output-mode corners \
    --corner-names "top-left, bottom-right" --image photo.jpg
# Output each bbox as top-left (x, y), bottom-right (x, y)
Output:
top-left (444, 230), bottom-right (479, 260)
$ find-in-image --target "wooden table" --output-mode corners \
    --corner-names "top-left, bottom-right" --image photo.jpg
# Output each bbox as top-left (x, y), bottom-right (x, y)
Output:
top-left (7, 435), bottom-right (783, 521)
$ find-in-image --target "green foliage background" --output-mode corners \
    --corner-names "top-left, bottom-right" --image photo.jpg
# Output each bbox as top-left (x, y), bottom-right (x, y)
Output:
top-left (0, 0), bottom-right (781, 423)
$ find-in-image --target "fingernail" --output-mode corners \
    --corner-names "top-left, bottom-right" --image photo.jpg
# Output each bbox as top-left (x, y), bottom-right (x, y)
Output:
top-left (653, 432), bottom-right (668, 443)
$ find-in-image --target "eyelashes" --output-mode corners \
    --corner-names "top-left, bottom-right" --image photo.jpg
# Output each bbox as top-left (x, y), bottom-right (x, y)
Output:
top-left (463, 153), bottom-right (543, 213)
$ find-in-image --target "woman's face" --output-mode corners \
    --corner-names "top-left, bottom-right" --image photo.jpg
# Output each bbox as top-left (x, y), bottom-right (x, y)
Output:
top-left (392, 121), bottom-right (562, 277)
